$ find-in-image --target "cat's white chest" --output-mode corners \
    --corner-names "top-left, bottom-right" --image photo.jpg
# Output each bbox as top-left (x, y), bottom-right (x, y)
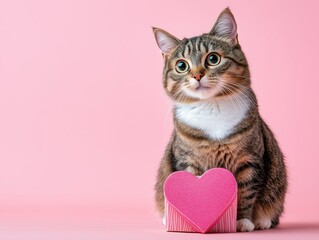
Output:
top-left (175, 96), bottom-right (250, 140)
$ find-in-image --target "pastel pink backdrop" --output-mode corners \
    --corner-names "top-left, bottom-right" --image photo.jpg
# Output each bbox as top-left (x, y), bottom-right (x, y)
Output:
top-left (0, 0), bottom-right (319, 239)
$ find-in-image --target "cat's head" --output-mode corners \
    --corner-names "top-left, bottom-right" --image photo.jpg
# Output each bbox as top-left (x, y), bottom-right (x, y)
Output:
top-left (153, 8), bottom-right (250, 103)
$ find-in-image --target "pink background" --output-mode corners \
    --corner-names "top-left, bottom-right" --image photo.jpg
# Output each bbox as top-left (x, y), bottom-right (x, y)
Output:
top-left (0, 0), bottom-right (319, 239)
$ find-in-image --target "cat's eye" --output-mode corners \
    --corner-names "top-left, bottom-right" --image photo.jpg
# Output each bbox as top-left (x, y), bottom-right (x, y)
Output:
top-left (175, 60), bottom-right (189, 73)
top-left (206, 52), bottom-right (221, 66)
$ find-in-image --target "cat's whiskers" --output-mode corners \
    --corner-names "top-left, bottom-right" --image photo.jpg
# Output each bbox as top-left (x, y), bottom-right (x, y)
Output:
top-left (171, 86), bottom-right (186, 102)
top-left (208, 74), bottom-right (257, 108)
top-left (215, 83), bottom-right (242, 116)
top-left (208, 76), bottom-right (253, 115)
top-left (222, 81), bottom-right (258, 107)
top-left (219, 82), bottom-right (255, 116)
top-left (218, 82), bottom-right (247, 116)
top-left (206, 76), bottom-right (247, 116)
top-left (221, 72), bottom-right (257, 103)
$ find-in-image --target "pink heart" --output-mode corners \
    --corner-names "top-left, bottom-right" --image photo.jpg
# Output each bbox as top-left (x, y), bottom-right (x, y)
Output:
top-left (164, 168), bottom-right (237, 233)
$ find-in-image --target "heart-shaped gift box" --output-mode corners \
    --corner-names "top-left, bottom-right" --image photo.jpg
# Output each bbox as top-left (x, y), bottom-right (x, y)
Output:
top-left (164, 168), bottom-right (237, 233)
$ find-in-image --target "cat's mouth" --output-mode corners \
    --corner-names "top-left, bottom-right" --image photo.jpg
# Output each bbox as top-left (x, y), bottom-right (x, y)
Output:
top-left (184, 84), bottom-right (221, 100)
top-left (195, 84), bottom-right (211, 90)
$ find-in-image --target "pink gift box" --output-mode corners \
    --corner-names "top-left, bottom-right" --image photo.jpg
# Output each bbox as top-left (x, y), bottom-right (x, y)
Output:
top-left (164, 168), bottom-right (237, 233)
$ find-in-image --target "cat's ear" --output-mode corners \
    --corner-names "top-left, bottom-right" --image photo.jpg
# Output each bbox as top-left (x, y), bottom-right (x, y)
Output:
top-left (152, 27), bottom-right (180, 56)
top-left (209, 8), bottom-right (238, 43)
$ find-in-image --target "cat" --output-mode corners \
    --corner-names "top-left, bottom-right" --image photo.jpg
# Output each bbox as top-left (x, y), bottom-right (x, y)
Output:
top-left (152, 8), bottom-right (287, 232)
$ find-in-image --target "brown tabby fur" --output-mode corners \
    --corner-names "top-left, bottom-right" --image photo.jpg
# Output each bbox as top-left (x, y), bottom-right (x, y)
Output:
top-left (153, 8), bottom-right (287, 232)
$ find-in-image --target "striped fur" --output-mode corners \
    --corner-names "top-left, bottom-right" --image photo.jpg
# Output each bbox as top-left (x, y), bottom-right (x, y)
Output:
top-left (153, 8), bottom-right (287, 232)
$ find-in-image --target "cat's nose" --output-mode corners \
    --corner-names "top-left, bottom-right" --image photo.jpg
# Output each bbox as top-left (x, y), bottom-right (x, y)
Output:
top-left (192, 73), bottom-right (204, 81)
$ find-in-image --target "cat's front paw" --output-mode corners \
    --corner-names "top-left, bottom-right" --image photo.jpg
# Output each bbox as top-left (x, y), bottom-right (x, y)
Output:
top-left (237, 218), bottom-right (255, 232)
top-left (254, 217), bottom-right (272, 230)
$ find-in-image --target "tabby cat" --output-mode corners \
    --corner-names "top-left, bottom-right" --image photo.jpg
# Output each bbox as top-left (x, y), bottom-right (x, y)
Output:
top-left (153, 8), bottom-right (287, 232)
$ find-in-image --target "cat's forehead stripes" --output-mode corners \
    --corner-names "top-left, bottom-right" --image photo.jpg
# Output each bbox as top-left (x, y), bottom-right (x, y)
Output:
top-left (174, 35), bottom-right (232, 59)
top-left (179, 37), bottom-right (208, 57)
